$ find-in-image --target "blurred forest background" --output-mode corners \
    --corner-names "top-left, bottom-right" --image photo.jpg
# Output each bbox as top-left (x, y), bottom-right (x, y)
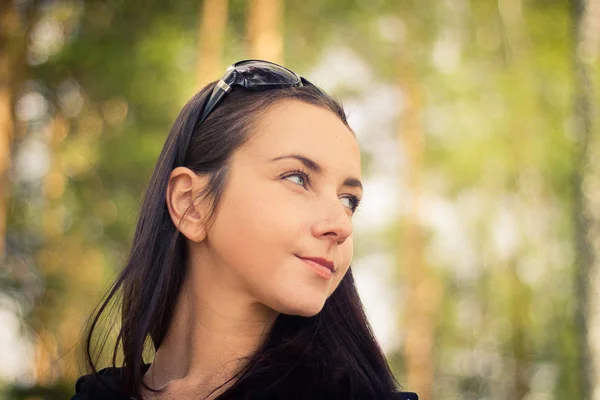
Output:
top-left (1, 0), bottom-right (599, 399)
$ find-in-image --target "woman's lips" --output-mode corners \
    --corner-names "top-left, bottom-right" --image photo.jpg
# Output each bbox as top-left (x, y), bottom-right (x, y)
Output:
top-left (297, 256), bottom-right (335, 271)
top-left (297, 256), bottom-right (334, 279)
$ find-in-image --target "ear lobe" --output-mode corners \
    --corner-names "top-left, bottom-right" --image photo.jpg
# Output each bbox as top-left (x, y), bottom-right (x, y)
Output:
top-left (166, 167), bottom-right (211, 243)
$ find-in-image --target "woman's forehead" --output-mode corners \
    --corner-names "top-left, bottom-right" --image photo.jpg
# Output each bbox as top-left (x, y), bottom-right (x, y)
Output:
top-left (242, 100), bottom-right (361, 174)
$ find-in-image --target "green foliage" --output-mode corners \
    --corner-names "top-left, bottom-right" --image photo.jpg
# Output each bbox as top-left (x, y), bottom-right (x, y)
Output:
top-left (1, 0), bottom-right (594, 399)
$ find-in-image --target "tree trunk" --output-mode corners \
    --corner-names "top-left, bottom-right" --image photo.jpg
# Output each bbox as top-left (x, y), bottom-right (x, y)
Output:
top-left (571, 0), bottom-right (598, 397)
top-left (247, 0), bottom-right (283, 63)
top-left (0, 3), bottom-right (19, 261)
top-left (196, 0), bottom-right (228, 89)
top-left (398, 53), bottom-right (441, 400)
top-left (0, 0), bottom-right (38, 260)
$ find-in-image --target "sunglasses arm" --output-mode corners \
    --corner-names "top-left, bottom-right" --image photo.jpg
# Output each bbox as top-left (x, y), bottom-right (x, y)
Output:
top-left (197, 80), bottom-right (232, 125)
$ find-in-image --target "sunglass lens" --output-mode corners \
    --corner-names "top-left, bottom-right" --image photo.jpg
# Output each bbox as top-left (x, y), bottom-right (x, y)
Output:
top-left (234, 60), bottom-right (300, 86)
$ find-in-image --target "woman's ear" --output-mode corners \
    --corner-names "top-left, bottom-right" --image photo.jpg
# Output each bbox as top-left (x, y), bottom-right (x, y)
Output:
top-left (166, 167), bottom-right (211, 242)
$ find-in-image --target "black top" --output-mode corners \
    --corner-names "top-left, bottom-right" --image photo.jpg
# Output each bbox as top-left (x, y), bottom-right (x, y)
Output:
top-left (70, 365), bottom-right (418, 400)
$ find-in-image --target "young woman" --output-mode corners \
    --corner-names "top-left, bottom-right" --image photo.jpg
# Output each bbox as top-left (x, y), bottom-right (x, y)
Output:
top-left (71, 60), bottom-right (418, 400)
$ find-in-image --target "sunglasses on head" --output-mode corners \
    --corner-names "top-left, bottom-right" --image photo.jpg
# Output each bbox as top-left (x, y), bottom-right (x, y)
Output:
top-left (176, 60), bottom-right (321, 167)
top-left (196, 59), bottom-right (320, 127)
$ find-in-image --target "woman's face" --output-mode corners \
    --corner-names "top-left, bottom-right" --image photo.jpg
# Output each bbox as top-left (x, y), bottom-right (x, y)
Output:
top-left (198, 100), bottom-right (362, 317)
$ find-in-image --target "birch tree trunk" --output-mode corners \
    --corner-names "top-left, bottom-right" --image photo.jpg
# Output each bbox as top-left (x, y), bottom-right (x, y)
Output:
top-left (398, 53), bottom-right (441, 400)
top-left (572, 0), bottom-right (600, 397)
top-left (0, 0), bottom-right (38, 260)
top-left (0, 3), bottom-right (20, 261)
top-left (196, 0), bottom-right (228, 89)
top-left (247, 0), bottom-right (283, 63)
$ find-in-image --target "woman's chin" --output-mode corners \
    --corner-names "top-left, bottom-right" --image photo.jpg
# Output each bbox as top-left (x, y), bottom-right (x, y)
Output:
top-left (271, 296), bottom-right (327, 317)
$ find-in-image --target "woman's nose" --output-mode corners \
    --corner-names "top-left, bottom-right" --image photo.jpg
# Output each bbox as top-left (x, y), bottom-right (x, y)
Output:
top-left (311, 197), bottom-right (353, 244)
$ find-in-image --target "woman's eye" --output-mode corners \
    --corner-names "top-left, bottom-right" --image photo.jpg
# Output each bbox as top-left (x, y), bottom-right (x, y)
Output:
top-left (285, 174), bottom-right (306, 187)
top-left (341, 196), bottom-right (354, 210)
top-left (283, 171), bottom-right (361, 213)
top-left (341, 195), bottom-right (361, 213)
top-left (283, 170), bottom-right (310, 187)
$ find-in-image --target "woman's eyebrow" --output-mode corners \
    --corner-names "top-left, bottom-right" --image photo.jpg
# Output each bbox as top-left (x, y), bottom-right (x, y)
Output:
top-left (270, 153), bottom-right (363, 192)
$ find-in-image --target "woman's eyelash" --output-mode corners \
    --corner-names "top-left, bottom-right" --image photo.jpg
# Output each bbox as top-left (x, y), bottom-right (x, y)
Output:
top-left (348, 194), bottom-right (361, 213)
top-left (283, 168), bottom-right (312, 185)
top-left (281, 169), bottom-right (362, 213)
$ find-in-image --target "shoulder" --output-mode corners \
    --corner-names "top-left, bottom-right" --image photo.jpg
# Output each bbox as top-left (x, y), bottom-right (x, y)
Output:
top-left (391, 391), bottom-right (419, 400)
top-left (70, 366), bottom-right (131, 400)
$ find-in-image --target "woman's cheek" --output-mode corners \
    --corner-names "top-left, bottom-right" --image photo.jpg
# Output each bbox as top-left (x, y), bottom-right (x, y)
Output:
top-left (327, 242), bottom-right (352, 292)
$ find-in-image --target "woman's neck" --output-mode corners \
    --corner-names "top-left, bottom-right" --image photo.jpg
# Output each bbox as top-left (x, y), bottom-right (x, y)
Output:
top-left (141, 256), bottom-right (278, 398)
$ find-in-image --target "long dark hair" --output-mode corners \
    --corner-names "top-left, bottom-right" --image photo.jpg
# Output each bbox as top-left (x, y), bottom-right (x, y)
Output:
top-left (81, 80), bottom-right (403, 399)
